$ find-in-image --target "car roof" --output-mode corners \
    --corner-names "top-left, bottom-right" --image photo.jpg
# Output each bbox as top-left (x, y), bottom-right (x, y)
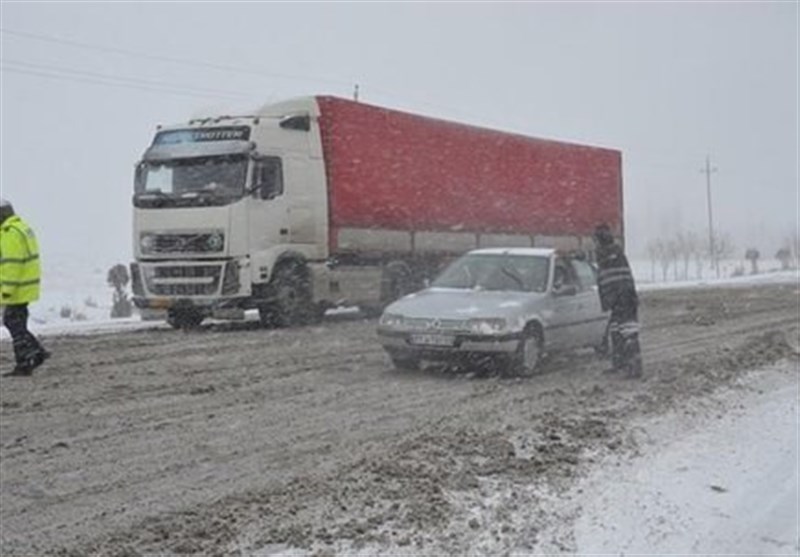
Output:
top-left (468, 247), bottom-right (556, 257)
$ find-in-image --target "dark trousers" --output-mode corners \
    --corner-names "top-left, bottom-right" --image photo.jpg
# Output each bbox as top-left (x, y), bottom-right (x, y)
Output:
top-left (3, 304), bottom-right (45, 366)
top-left (609, 301), bottom-right (642, 375)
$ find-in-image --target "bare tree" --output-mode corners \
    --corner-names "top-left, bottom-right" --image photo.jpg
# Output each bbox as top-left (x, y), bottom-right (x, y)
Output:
top-left (656, 239), bottom-right (671, 282)
top-left (709, 232), bottom-right (735, 277)
top-left (667, 238), bottom-right (680, 281)
top-left (675, 231), bottom-right (698, 281)
top-left (785, 228), bottom-right (800, 267)
top-left (776, 247), bottom-right (792, 270)
top-left (645, 240), bottom-right (659, 282)
top-left (745, 248), bottom-right (760, 275)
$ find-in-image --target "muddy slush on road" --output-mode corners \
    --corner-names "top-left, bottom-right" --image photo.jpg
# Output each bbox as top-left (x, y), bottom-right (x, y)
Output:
top-left (1, 282), bottom-right (798, 555)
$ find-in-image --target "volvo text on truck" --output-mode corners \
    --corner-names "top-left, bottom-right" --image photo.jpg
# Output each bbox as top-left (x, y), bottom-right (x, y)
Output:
top-left (130, 96), bottom-right (623, 329)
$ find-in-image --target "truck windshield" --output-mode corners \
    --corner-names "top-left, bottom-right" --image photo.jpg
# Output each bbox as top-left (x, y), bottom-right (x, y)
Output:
top-left (134, 155), bottom-right (248, 208)
top-left (432, 254), bottom-right (550, 293)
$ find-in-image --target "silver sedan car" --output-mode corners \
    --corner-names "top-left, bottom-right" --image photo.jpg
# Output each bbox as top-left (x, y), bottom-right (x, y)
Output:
top-left (377, 248), bottom-right (609, 375)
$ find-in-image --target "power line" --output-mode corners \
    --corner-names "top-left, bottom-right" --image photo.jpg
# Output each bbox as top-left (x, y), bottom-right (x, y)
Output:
top-left (0, 27), bottom-right (491, 126)
top-left (0, 65), bottom-right (247, 101)
top-left (1, 58), bottom-right (252, 99)
top-left (0, 27), bottom-right (354, 88)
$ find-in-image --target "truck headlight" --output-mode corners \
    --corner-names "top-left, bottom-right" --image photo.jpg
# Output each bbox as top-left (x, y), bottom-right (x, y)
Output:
top-left (468, 318), bottom-right (507, 335)
top-left (379, 313), bottom-right (405, 328)
top-left (140, 233), bottom-right (156, 253)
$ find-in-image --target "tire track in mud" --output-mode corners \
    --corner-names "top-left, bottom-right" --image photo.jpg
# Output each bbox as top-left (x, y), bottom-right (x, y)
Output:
top-left (0, 284), bottom-right (798, 556)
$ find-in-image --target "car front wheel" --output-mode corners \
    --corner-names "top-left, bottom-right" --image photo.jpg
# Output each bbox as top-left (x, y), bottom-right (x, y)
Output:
top-left (387, 350), bottom-right (421, 371)
top-left (509, 326), bottom-right (543, 377)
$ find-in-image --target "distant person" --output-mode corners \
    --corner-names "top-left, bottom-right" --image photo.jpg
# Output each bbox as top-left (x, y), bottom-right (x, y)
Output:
top-left (593, 223), bottom-right (642, 378)
top-left (0, 199), bottom-right (49, 376)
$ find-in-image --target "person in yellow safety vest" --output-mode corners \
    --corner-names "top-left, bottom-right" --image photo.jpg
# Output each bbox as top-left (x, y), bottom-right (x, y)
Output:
top-left (0, 199), bottom-right (49, 376)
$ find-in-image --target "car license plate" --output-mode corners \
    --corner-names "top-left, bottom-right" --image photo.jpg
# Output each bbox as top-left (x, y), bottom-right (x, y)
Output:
top-left (410, 334), bottom-right (455, 347)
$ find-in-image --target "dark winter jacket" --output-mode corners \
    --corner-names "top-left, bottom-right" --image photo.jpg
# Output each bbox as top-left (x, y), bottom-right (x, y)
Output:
top-left (595, 243), bottom-right (637, 312)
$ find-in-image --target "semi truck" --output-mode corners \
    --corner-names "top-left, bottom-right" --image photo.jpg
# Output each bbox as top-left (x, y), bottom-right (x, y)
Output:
top-left (130, 96), bottom-right (623, 329)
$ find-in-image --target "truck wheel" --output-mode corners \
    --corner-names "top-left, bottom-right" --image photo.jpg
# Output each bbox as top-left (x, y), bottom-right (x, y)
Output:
top-left (271, 262), bottom-right (313, 327)
top-left (508, 325), bottom-right (543, 377)
top-left (167, 308), bottom-right (204, 330)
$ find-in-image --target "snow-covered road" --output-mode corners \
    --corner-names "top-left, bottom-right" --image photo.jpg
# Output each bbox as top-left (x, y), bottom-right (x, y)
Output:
top-left (574, 363), bottom-right (799, 555)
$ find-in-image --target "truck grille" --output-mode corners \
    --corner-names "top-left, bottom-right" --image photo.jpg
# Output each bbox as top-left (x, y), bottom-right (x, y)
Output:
top-left (142, 232), bottom-right (224, 254)
top-left (144, 264), bottom-right (222, 296)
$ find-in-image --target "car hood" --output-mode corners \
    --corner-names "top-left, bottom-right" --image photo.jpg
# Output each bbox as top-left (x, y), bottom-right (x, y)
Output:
top-left (386, 287), bottom-right (546, 321)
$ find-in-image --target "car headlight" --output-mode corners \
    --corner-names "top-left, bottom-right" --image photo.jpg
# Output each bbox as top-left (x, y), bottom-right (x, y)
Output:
top-left (379, 312), bottom-right (405, 328)
top-left (140, 233), bottom-right (155, 253)
top-left (468, 318), bottom-right (508, 335)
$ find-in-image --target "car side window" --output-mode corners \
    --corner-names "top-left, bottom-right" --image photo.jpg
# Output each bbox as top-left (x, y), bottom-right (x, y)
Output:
top-left (571, 259), bottom-right (597, 290)
top-left (553, 258), bottom-right (578, 289)
top-left (254, 157), bottom-right (283, 199)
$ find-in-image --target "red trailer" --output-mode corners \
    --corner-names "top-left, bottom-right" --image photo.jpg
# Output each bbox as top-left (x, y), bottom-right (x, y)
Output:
top-left (316, 96), bottom-right (623, 253)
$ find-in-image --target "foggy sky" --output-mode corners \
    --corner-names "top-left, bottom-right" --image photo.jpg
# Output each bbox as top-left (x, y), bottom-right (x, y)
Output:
top-left (0, 2), bottom-right (797, 270)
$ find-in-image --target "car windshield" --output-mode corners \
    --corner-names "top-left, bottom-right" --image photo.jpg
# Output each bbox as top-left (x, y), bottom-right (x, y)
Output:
top-left (134, 155), bottom-right (248, 206)
top-left (432, 253), bottom-right (550, 292)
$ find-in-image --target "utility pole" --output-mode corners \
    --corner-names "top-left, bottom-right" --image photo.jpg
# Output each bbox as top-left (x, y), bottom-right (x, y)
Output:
top-left (700, 155), bottom-right (719, 278)
top-left (353, 83), bottom-right (359, 102)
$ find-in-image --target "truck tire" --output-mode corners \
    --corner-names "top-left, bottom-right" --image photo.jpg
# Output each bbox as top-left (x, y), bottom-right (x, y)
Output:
top-left (268, 261), bottom-right (314, 327)
top-left (166, 308), bottom-right (205, 330)
top-left (507, 325), bottom-right (543, 377)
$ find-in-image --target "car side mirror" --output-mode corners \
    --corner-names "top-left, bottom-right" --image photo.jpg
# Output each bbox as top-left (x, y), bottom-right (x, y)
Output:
top-left (554, 284), bottom-right (578, 297)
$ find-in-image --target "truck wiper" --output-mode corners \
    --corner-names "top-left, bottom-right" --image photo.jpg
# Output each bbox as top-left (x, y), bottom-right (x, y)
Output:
top-left (136, 190), bottom-right (171, 207)
top-left (138, 190), bottom-right (170, 199)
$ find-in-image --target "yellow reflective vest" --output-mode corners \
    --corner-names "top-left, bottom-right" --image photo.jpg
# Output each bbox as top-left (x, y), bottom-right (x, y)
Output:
top-left (0, 215), bottom-right (41, 304)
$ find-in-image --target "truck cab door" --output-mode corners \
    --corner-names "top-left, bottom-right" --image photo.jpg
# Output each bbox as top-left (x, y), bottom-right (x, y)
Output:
top-left (248, 156), bottom-right (290, 260)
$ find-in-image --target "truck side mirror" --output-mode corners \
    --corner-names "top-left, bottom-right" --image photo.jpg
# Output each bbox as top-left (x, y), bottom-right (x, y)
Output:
top-left (134, 162), bottom-right (146, 189)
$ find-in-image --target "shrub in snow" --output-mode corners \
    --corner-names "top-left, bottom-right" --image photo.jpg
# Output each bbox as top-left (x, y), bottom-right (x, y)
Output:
top-left (60, 306), bottom-right (72, 319)
top-left (107, 264), bottom-right (133, 318)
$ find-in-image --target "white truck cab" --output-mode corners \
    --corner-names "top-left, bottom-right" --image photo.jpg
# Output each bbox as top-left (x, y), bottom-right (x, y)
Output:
top-left (131, 98), bottom-right (333, 328)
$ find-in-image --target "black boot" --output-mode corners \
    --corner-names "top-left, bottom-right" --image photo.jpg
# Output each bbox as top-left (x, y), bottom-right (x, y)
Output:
top-left (623, 335), bottom-right (643, 379)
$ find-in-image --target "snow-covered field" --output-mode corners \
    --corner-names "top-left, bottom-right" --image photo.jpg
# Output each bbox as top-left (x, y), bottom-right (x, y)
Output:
top-left (2, 253), bottom-right (797, 339)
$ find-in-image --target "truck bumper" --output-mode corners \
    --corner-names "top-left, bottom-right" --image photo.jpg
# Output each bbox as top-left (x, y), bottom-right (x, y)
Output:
top-left (131, 258), bottom-right (248, 315)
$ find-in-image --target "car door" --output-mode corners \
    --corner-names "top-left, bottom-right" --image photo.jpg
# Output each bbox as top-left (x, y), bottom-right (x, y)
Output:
top-left (547, 257), bottom-right (583, 349)
top-left (570, 258), bottom-right (608, 347)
